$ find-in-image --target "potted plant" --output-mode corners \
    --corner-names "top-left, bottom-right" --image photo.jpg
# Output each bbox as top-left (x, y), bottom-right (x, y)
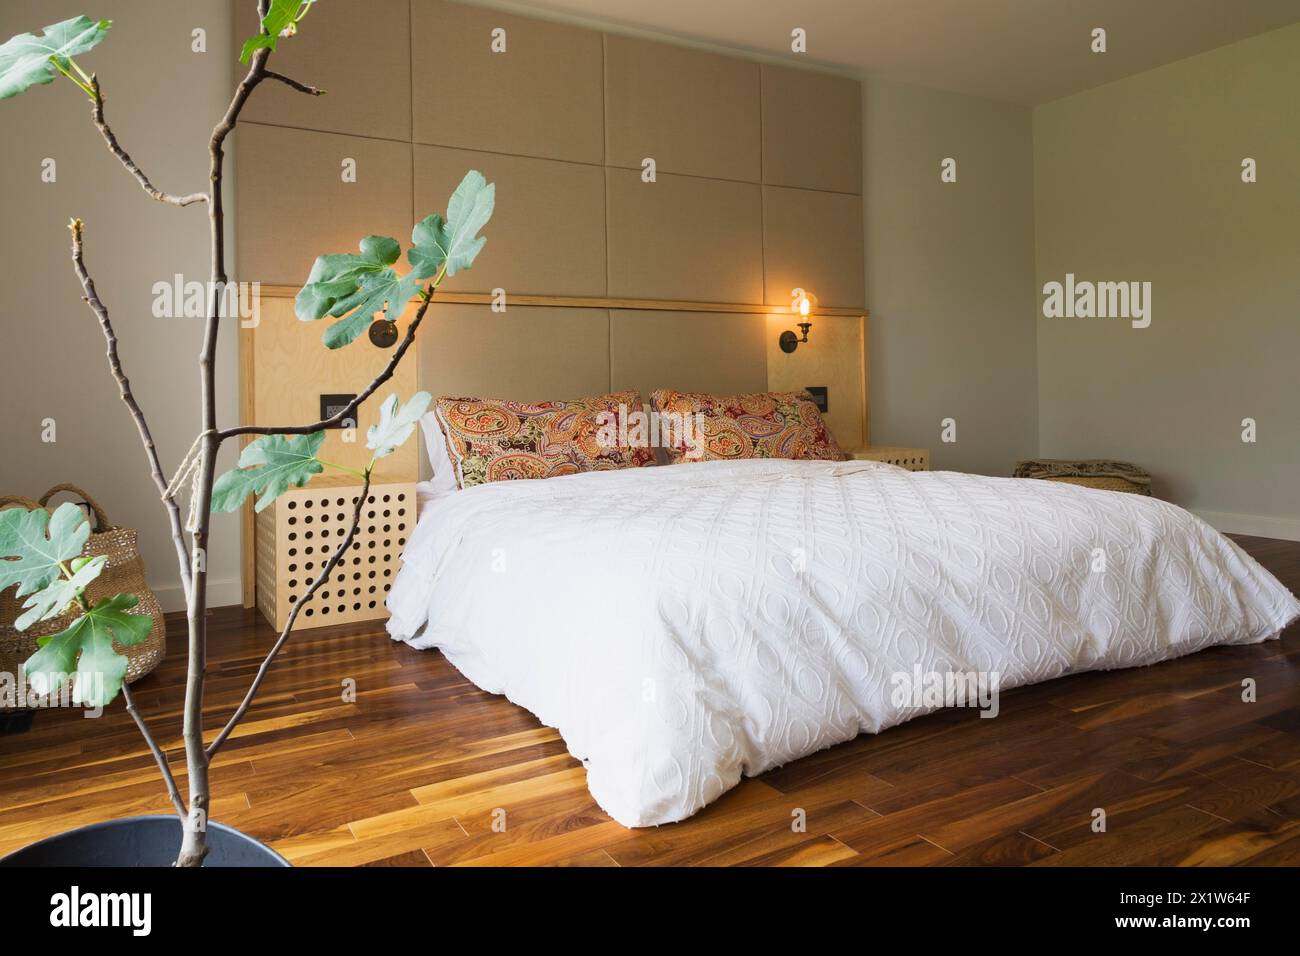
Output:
top-left (0, 1), bottom-right (494, 866)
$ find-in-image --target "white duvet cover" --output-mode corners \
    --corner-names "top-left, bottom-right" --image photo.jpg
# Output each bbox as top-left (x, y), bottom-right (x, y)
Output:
top-left (387, 459), bottom-right (1300, 827)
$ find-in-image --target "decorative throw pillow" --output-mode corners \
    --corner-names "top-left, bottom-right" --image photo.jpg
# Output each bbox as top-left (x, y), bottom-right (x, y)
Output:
top-left (433, 390), bottom-right (656, 488)
top-left (650, 388), bottom-right (845, 464)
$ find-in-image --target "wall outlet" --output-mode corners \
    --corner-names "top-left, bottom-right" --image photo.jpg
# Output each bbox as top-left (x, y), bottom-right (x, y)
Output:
top-left (805, 386), bottom-right (829, 412)
top-left (319, 393), bottom-right (357, 428)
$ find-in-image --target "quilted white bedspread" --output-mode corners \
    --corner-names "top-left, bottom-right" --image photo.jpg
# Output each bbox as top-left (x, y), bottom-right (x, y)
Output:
top-left (387, 459), bottom-right (1299, 827)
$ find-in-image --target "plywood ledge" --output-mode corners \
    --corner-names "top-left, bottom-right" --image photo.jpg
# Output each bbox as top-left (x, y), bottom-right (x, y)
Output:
top-left (253, 285), bottom-right (868, 318)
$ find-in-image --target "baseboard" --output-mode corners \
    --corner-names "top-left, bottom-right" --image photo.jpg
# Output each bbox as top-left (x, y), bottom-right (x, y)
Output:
top-left (152, 577), bottom-right (243, 614)
top-left (1194, 509), bottom-right (1300, 542)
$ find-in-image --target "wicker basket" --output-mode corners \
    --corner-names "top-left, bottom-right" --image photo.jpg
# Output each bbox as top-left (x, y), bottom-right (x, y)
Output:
top-left (0, 484), bottom-right (166, 710)
top-left (1039, 475), bottom-right (1150, 495)
top-left (1013, 458), bottom-right (1152, 497)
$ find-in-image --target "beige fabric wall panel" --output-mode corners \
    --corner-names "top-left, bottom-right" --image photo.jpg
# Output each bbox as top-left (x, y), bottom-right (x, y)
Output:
top-left (414, 145), bottom-right (606, 295)
top-left (606, 169), bottom-right (764, 303)
top-left (235, 0), bottom-right (411, 141)
top-left (253, 298), bottom-right (419, 481)
top-left (609, 311), bottom-right (768, 401)
top-left (236, 124), bottom-right (413, 285)
top-left (762, 65), bottom-right (863, 195)
top-left (763, 186), bottom-right (865, 309)
top-left (604, 35), bottom-right (761, 182)
top-left (766, 314), bottom-right (867, 452)
top-left (411, 0), bottom-right (603, 164)
top-left (420, 305), bottom-right (612, 402)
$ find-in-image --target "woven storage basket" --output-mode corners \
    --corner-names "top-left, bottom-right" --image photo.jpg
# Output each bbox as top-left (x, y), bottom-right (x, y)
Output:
top-left (0, 485), bottom-right (166, 710)
top-left (1039, 475), bottom-right (1150, 495)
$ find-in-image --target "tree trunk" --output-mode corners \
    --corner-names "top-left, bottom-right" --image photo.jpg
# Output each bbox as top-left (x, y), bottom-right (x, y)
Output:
top-left (172, 38), bottom-right (260, 864)
top-left (175, 435), bottom-right (217, 867)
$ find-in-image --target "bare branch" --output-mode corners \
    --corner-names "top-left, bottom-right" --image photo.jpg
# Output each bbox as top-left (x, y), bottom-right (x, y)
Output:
top-left (69, 219), bottom-right (193, 597)
top-left (206, 472), bottom-right (373, 759)
top-left (218, 289), bottom-right (435, 441)
top-left (264, 70), bottom-right (325, 96)
top-left (89, 77), bottom-right (208, 208)
top-left (122, 682), bottom-right (186, 819)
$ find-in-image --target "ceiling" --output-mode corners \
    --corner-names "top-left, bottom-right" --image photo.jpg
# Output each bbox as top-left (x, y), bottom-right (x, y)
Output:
top-left (498, 0), bottom-right (1300, 104)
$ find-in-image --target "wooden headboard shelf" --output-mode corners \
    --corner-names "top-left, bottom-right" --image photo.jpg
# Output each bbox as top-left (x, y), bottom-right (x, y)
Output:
top-left (255, 286), bottom-right (867, 317)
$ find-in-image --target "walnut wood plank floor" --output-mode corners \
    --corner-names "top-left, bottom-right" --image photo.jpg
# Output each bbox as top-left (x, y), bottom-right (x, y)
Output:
top-left (2, 534), bottom-right (1297, 867)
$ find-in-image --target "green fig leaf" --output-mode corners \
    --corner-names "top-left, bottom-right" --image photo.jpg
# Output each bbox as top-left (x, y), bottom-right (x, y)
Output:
top-left (210, 432), bottom-right (325, 513)
top-left (366, 392), bottom-right (432, 459)
top-left (0, 16), bottom-right (111, 101)
top-left (0, 502), bottom-right (92, 600)
top-left (408, 171), bottom-right (494, 279)
top-left (406, 214), bottom-right (449, 280)
top-left (239, 0), bottom-right (309, 64)
top-left (321, 269), bottom-right (420, 349)
top-left (25, 593), bottom-right (151, 708)
top-left (296, 235), bottom-right (418, 349)
top-left (15, 554), bottom-right (106, 631)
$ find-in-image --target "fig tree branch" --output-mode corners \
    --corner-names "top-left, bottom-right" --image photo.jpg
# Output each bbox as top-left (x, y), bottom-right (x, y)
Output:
top-left (174, 40), bottom-right (273, 870)
top-left (69, 218), bottom-right (194, 598)
top-left (217, 286), bottom-right (436, 440)
top-left (205, 471), bottom-right (373, 759)
top-left (89, 77), bottom-right (209, 207)
top-left (121, 682), bottom-right (186, 819)
top-left (264, 70), bottom-right (325, 96)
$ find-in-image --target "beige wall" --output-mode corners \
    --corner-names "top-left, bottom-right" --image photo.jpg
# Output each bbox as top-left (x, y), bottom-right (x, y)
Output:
top-left (863, 78), bottom-right (1039, 475)
top-left (0, 1), bottom-right (239, 611)
top-left (1034, 24), bottom-right (1300, 535)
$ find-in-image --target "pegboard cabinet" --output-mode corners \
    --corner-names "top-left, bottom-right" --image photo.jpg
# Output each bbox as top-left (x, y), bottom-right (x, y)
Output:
top-left (255, 479), bottom-right (416, 630)
top-left (850, 446), bottom-right (930, 471)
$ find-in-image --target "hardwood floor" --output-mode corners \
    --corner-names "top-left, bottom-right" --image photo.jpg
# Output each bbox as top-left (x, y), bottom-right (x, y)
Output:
top-left (2, 534), bottom-right (1298, 866)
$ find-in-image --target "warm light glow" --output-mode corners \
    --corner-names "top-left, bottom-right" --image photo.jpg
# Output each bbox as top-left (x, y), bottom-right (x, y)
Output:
top-left (799, 296), bottom-right (811, 317)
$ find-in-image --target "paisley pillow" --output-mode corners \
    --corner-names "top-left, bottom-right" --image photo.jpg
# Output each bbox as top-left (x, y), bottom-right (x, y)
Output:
top-left (650, 389), bottom-right (844, 464)
top-left (433, 390), bottom-right (656, 489)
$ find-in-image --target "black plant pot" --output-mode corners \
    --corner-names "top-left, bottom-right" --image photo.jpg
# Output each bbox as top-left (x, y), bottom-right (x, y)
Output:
top-left (0, 815), bottom-right (290, 867)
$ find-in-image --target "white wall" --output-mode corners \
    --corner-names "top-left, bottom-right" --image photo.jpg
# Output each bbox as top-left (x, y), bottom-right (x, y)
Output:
top-left (1034, 24), bottom-right (1300, 537)
top-left (0, 1), bottom-right (240, 609)
top-left (864, 77), bottom-right (1039, 476)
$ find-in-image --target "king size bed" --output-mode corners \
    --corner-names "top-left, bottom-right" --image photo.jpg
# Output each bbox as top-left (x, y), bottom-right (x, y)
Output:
top-left (386, 390), bottom-right (1300, 828)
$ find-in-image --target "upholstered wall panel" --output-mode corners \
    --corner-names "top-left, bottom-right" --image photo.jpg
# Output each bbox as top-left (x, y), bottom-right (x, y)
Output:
top-left (610, 310), bottom-right (768, 401)
top-left (606, 169), bottom-right (764, 303)
top-left (411, 0), bottom-right (603, 164)
top-left (236, 124), bottom-right (412, 286)
top-left (762, 65), bottom-right (862, 195)
top-left (235, 0), bottom-right (412, 141)
top-left (762, 185), bottom-right (866, 309)
top-left (604, 35), bottom-right (760, 182)
top-left (414, 145), bottom-right (606, 296)
top-left (420, 305), bottom-right (611, 402)
top-left (766, 313), bottom-right (867, 451)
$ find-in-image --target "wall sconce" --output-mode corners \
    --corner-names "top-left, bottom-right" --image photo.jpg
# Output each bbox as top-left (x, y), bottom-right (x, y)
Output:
top-left (369, 318), bottom-right (399, 348)
top-left (779, 289), bottom-right (815, 353)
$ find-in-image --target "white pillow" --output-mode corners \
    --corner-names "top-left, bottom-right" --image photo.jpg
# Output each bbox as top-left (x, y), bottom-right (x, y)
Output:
top-left (419, 410), bottom-right (459, 494)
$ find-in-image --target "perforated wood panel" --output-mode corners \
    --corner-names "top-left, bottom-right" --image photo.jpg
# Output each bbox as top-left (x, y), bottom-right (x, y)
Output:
top-left (852, 447), bottom-right (930, 471)
top-left (255, 480), bottom-right (416, 631)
